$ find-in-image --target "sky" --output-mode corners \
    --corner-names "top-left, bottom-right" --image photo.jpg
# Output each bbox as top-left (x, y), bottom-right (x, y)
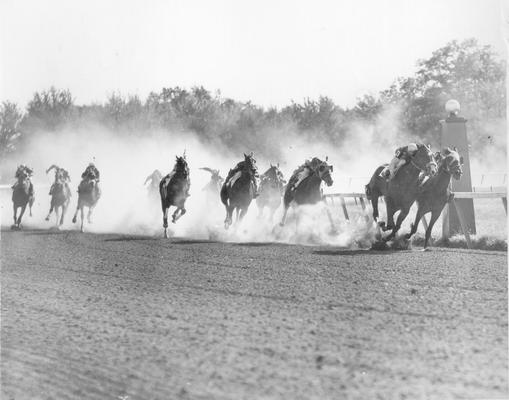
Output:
top-left (0, 0), bottom-right (506, 109)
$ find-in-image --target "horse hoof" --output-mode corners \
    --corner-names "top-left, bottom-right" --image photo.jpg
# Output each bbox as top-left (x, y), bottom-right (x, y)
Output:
top-left (72, 217), bottom-right (77, 223)
top-left (45, 216), bottom-right (50, 221)
top-left (421, 247), bottom-right (431, 252)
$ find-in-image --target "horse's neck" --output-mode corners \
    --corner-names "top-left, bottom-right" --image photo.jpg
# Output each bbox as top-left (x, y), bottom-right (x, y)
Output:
top-left (304, 173), bottom-right (322, 189)
top-left (433, 167), bottom-right (452, 191)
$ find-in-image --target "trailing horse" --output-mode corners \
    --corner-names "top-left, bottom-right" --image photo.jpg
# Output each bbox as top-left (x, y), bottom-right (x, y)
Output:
top-left (159, 155), bottom-right (190, 238)
top-left (257, 164), bottom-right (285, 221)
top-left (280, 157), bottom-right (333, 226)
top-left (200, 167), bottom-right (224, 201)
top-left (72, 176), bottom-right (101, 232)
top-left (46, 180), bottom-right (71, 228)
top-left (11, 173), bottom-right (34, 230)
top-left (365, 144), bottom-right (437, 241)
top-left (220, 153), bottom-right (257, 229)
top-left (404, 148), bottom-right (463, 249)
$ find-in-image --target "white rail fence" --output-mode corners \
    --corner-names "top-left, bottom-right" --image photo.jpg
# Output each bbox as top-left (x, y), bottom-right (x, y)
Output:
top-left (324, 190), bottom-right (507, 249)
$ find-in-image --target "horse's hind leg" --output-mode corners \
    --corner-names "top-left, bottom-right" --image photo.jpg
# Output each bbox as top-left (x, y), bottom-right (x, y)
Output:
top-left (87, 207), bottom-right (94, 223)
top-left (29, 197), bottom-right (34, 217)
top-left (224, 205), bottom-right (233, 229)
top-left (12, 205), bottom-right (18, 229)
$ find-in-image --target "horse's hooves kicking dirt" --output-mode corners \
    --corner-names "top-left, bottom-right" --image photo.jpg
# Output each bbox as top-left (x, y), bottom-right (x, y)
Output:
top-left (390, 237), bottom-right (412, 250)
top-left (371, 240), bottom-right (389, 251)
top-left (10, 225), bottom-right (19, 231)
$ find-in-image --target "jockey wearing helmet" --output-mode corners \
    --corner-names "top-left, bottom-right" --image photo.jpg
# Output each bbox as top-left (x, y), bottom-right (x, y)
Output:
top-left (224, 155), bottom-right (259, 197)
top-left (383, 143), bottom-right (418, 180)
top-left (82, 162), bottom-right (100, 181)
top-left (47, 164), bottom-right (71, 197)
top-left (12, 164), bottom-right (35, 196)
top-left (289, 157), bottom-right (321, 191)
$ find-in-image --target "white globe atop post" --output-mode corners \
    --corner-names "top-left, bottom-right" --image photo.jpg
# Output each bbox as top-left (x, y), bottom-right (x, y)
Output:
top-left (445, 99), bottom-right (460, 116)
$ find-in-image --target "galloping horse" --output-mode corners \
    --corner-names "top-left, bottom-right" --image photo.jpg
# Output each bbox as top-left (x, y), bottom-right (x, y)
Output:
top-left (46, 181), bottom-right (71, 228)
top-left (159, 155), bottom-right (190, 238)
top-left (365, 144), bottom-right (437, 241)
top-left (405, 148), bottom-right (463, 249)
top-left (11, 170), bottom-right (34, 229)
top-left (257, 164), bottom-right (285, 220)
top-left (280, 157), bottom-right (333, 226)
top-left (72, 172), bottom-right (101, 232)
top-left (220, 153), bottom-right (257, 229)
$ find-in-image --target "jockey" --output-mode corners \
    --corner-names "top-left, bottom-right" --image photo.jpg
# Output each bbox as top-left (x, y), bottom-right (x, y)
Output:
top-left (47, 165), bottom-right (71, 196)
top-left (79, 162), bottom-right (101, 196)
top-left (82, 162), bottom-right (100, 181)
top-left (224, 158), bottom-right (259, 197)
top-left (144, 169), bottom-right (163, 187)
top-left (12, 164), bottom-right (34, 196)
top-left (383, 143), bottom-right (419, 180)
top-left (289, 157), bottom-right (321, 191)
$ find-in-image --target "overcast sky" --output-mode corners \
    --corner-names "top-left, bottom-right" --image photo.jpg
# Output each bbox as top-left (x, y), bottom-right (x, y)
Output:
top-left (0, 0), bottom-right (506, 108)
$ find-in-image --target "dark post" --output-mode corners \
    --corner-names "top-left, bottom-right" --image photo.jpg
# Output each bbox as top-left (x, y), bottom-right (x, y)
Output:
top-left (440, 100), bottom-right (476, 236)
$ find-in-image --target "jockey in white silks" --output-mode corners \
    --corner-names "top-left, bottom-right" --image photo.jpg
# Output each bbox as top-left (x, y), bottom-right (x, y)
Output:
top-left (47, 164), bottom-right (71, 197)
top-left (381, 143), bottom-right (419, 180)
top-left (289, 157), bottom-right (322, 191)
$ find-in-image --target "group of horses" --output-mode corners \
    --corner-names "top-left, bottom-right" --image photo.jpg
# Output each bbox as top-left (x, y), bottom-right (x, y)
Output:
top-left (11, 166), bottom-right (100, 232)
top-left (155, 153), bottom-right (334, 238)
top-left (11, 144), bottom-right (463, 249)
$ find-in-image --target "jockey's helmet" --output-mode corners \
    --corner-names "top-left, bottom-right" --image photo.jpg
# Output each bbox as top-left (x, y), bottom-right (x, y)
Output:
top-left (408, 143), bottom-right (418, 152)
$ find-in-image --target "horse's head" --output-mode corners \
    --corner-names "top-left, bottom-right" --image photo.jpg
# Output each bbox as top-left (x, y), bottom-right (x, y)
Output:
top-left (441, 148), bottom-right (463, 180)
top-left (313, 158), bottom-right (333, 187)
top-left (413, 144), bottom-right (437, 176)
top-left (174, 155), bottom-right (189, 175)
top-left (243, 152), bottom-right (257, 174)
top-left (263, 163), bottom-right (285, 188)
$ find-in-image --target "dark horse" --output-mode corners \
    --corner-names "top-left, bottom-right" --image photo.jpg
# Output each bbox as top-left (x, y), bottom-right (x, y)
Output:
top-left (11, 173), bottom-right (34, 229)
top-left (46, 180), bottom-right (71, 228)
top-left (220, 153), bottom-right (257, 229)
top-left (280, 158), bottom-right (333, 226)
top-left (404, 148), bottom-right (463, 249)
top-left (365, 144), bottom-right (437, 241)
top-left (257, 164), bottom-right (285, 221)
top-left (159, 155), bottom-right (190, 238)
top-left (72, 175), bottom-right (101, 232)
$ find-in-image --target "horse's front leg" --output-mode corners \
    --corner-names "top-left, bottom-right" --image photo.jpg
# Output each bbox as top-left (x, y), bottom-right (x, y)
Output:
top-left (424, 209), bottom-right (441, 250)
top-left (87, 207), bottom-right (94, 224)
top-left (46, 200), bottom-right (54, 221)
top-left (224, 205), bottom-right (233, 230)
top-left (12, 204), bottom-right (18, 228)
top-left (172, 207), bottom-right (186, 223)
top-left (17, 204), bottom-right (27, 227)
top-left (80, 207), bottom-right (85, 232)
top-left (380, 198), bottom-right (395, 231)
top-left (371, 195), bottom-right (379, 222)
top-left (385, 207), bottom-right (410, 242)
top-left (163, 206), bottom-right (169, 238)
top-left (60, 203), bottom-right (67, 226)
top-left (405, 207), bottom-right (425, 240)
top-left (279, 205), bottom-right (289, 227)
top-left (72, 201), bottom-right (80, 223)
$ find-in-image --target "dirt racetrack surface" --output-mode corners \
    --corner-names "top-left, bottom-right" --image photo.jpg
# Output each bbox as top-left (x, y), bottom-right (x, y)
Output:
top-left (1, 228), bottom-right (508, 400)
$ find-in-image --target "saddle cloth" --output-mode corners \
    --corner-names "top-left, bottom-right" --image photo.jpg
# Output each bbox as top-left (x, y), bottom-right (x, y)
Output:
top-left (227, 171), bottom-right (242, 188)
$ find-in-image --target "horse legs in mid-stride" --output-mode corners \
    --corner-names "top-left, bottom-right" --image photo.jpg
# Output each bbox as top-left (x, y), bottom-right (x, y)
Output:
top-left (12, 204), bottom-right (28, 229)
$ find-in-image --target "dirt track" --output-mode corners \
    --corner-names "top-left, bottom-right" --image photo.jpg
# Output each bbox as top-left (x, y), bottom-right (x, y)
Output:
top-left (1, 228), bottom-right (507, 400)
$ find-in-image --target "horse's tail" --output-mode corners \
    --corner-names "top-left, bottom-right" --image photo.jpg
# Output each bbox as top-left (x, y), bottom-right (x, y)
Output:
top-left (220, 183), bottom-right (228, 206)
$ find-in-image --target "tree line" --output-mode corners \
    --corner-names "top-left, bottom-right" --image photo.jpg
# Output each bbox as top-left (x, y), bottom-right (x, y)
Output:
top-left (1, 39), bottom-right (505, 160)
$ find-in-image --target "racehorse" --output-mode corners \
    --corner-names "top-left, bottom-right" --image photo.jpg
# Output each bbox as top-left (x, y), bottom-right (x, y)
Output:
top-left (220, 153), bottom-right (257, 229)
top-left (257, 164), bottom-right (285, 221)
top-left (72, 175), bottom-right (101, 232)
top-left (280, 157), bottom-right (333, 226)
top-left (159, 155), bottom-right (190, 238)
top-left (45, 180), bottom-right (71, 228)
top-left (404, 148), bottom-right (463, 249)
top-left (365, 144), bottom-right (437, 241)
top-left (11, 172), bottom-right (34, 229)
